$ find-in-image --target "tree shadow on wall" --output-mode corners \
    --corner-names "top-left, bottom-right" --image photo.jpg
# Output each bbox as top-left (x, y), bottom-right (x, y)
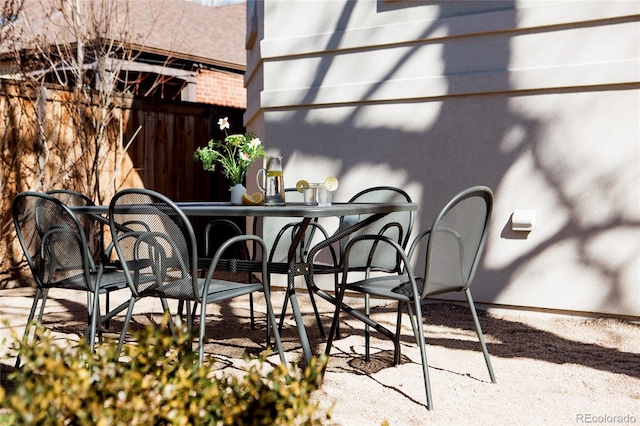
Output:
top-left (268, 1), bottom-right (639, 318)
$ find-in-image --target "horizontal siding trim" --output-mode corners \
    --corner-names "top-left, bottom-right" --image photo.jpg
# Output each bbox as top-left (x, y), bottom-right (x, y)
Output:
top-left (258, 59), bottom-right (640, 108)
top-left (259, 2), bottom-right (639, 59)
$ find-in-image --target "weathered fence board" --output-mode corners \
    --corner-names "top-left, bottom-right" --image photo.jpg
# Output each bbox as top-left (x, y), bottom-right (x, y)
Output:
top-left (0, 82), bottom-right (245, 287)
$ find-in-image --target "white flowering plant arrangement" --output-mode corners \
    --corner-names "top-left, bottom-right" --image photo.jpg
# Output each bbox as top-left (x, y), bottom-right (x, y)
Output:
top-left (194, 117), bottom-right (266, 186)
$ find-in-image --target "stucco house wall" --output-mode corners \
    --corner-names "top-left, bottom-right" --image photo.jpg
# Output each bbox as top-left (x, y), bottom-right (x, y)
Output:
top-left (244, 0), bottom-right (640, 318)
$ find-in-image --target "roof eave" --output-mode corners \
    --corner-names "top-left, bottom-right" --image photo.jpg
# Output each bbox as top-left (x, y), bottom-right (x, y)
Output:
top-left (127, 42), bottom-right (246, 73)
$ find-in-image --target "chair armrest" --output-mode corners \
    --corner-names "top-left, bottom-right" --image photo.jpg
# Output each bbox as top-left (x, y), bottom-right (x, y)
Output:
top-left (271, 221), bottom-right (339, 268)
top-left (307, 222), bottom-right (340, 270)
top-left (341, 233), bottom-right (421, 297)
top-left (40, 226), bottom-right (91, 279)
top-left (202, 234), bottom-right (268, 281)
top-left (342, 234), bottom-right (408, 274)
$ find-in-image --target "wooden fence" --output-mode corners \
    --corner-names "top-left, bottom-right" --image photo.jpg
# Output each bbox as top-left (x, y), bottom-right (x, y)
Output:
top-left (121, 98), bottom-right (245, 201)
top-left (0, 82), bottom-right (245, 287)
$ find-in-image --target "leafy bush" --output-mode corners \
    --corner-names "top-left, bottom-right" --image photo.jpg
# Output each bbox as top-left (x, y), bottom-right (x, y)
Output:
top-left (1, 317), bottom-right (330, 425)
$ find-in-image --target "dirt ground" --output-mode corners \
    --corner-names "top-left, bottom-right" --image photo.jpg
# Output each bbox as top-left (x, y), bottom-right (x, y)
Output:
top-left (1, 285), bottom-right (639, 425)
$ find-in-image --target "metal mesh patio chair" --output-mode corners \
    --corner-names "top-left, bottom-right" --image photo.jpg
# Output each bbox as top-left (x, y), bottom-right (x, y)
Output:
top-left (109, 188), bottom-right (285, 365)
top-left (197, 189), bottom-right (336, 338)
top-left (287, 186), bottom-right (413, 341)
top-left (341, 186), bottom-right (413, 354)
top-left (201, 218), bottom-right (255, 327)
top-left (325, 186), bottom-right (497, 410)
top-left (258, 188), bottom-right (339, 336)
top-left (46, 189), bottom-right (123, 327)
top-left (339, 186), bottom-right (414, 272)
top-left (45, 189), bottom-right (106, 266)
top-left (12, 192), bottom-right (129, 368)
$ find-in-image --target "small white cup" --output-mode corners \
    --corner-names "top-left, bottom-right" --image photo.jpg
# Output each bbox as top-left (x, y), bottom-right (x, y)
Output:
top-left (317, 184), bottom-right (332, 206)
top-left (303, 183), bottom-right (320, 205)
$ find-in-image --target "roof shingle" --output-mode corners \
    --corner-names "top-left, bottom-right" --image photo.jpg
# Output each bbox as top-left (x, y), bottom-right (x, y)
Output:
top-left (5, 0), bottom-right (246, 70)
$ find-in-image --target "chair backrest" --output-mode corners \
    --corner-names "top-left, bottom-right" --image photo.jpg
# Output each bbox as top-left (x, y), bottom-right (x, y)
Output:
top-left (109, 188), bottom-right (200, 301)
top-left (421, 186), bottom-right (493, 298)
top-left (204, 219), bottom-right (247, 259)
top-left (46, 189), bottom-right (104, 265)
top-left (13, 191), bottom-right (93, 290)
top-left (253, 188), bottom-right (320, 263)
top-left (341, 186), bottom-right (413, 272)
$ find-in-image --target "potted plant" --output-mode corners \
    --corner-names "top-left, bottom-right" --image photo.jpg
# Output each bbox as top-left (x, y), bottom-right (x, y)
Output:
top-left (194, 117), bottom-right (266, 204)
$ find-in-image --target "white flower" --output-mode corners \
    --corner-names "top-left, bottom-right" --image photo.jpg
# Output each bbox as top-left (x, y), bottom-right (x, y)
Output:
top-left (218, 117), bottom-right (230, 130)
top-left (195, 118), bottom-right (266, 186)
top-left (248, 137), bottom-right (261, 149)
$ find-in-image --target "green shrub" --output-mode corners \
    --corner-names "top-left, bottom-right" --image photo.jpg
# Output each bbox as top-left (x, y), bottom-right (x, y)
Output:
top-left (1, 317), bottom-right (330, 425)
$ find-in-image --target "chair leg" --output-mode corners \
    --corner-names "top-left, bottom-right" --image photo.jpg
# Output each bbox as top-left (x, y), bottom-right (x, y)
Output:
top-left (96, 294), bottom-right (103, 342)
top-left (185, 301), bottom-right (192, 333)
top-left (249, 285), bottom-right (255, 329)
top-left (188, 301), bottom-right (198, 352)
top-left (104, 292), bottom-right (111, 330)
top-left (411, 297), bottom-right (434, 410)
top-left (86, 292), bottom-right (93, 322)
top-left (278, 286), bottom-right (290, 333)
top-left (305, 283), bottom-right (325, 338)
top-left (189, 302), bottom-right (198, 333)
top-left (264, 273), bottom-right (272, 346)
top-left (363, 269), bottom-right (372, 361)
top-left (15, 288), bottom-right (43, 368)
top-left (465, 289), bottom-right (496, 383)
top-left (365, 293), bottom-right (370, 362)
top-left (32, 288), bottom-right (50, 347)
top-left (278, 270), bottom-right (306, 336)
top-left (177, 299), bottom-right (185, 321)
top-left (405, 301), bottom-right (420, 347)
top-left (176, 298), bottom-right (196, 334)
top-left (88, 287), bottom-right (101, 351)
top-left (158, 297), bottom-right (177, 333)
top-left (97, 292), bottom-right (105, 343)
top-left (198, 302), bottom-right (208, 366)
top-left (117, 297), bottom-right (136, 355)
top-left (37, 288), bottom-right (49, 324)
top-left (333, 271), bottom-right (341, 339)
top-left (262, 283), bottom-right (287, 366)
top-left (393, 302), bottom-right (403, 366)
top-left (279, 279), bottom-right (326, 338)
top-left (324, 282), bottom-right (345, 358)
